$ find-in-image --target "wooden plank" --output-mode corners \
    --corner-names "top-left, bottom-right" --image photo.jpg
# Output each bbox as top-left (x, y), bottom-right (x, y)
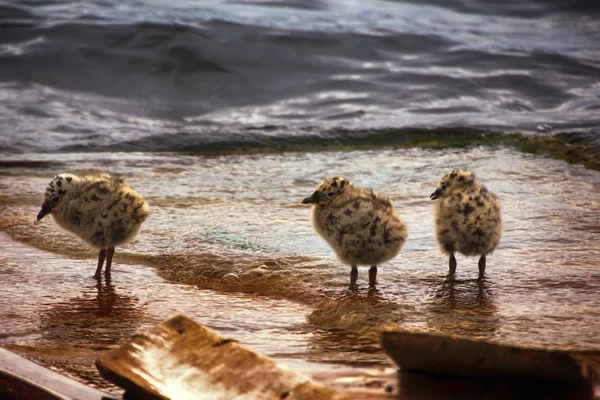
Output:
top-left (380, 330), bottom-right (599, 385)
top-left (569, 352), bottom-right (600, 381)
top-left (96, 314), bottom-right (346, 400)
top-left (0, 347), bottom-right (116, 400)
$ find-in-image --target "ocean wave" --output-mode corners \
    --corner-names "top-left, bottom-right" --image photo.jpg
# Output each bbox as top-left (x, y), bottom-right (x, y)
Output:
top-left (0, 0), bottom-right (599, 154)
top-left (390, 0), bottom-right (600, 18)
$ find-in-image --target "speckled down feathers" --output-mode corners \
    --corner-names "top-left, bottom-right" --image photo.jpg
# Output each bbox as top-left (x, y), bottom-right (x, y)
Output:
top-left (311, 182), bottom-right (407, 266)
top-left (433, 170), bottom-right (502, 257)
top-left (47, 173), bottom-right (149, 248)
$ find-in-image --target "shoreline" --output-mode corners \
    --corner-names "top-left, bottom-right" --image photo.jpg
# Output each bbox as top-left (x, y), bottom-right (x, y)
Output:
top-left (2, 130), bottom-right (597, 172)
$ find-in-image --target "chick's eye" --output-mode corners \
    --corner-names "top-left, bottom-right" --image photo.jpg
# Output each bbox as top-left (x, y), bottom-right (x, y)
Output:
top-left (328, 192), bottom-right (335, 196)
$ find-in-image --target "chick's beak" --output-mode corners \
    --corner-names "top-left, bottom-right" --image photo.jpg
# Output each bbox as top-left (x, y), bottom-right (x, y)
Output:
top-left (301, 195), bottom-right (315, 204)
top-left (430, 189), bottom-right (442, 200)
top-left (37, 202), bottom-right (50, 221)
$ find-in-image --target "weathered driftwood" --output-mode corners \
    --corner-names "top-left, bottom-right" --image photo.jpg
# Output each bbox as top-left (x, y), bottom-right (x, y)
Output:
top-left (381, 329), bottom-right (599, 385)
top-left (96, 314), bottom-right (345, 400)
top-left (0, 347), bottom-right (115, 400)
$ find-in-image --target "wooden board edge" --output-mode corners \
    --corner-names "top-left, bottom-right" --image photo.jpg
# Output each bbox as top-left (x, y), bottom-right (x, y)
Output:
top-left (0, 346), bottom-right (117, 400)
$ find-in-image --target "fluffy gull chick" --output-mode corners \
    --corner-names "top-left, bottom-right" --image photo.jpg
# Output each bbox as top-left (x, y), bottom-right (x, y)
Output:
top-left (36, 173), bottom-right (149, 279)
top-left (301, 177), bottom-right (407, 288)
top-left (430, 169), bottom-right (502, 278)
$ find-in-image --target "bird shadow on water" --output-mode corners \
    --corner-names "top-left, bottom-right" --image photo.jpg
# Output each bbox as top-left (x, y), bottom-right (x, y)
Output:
top-left (4, 281), bottom-right (145, 391)
top-left (305, 284), bottom-right (412, 366)
top-left (37, 280), bottom-right (145, 349)
top-left (303, 276), bottom-right (499, 366)
top-left (426, 275), bottom-right (499, 340)
top-left (395, 279), bottom-right (595, 400)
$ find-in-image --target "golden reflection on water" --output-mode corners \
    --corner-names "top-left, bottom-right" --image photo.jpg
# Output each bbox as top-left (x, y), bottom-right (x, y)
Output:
top-left (307, 290), bottom-right (410, 366)
top-left (34, 281), bottom-right (143, 393)
top-left (0, 147), bottom-right (599, 391)
top-left (39, 281), bottom-right (143, 347)
top-left (427, 277), bottom-right (498, 340)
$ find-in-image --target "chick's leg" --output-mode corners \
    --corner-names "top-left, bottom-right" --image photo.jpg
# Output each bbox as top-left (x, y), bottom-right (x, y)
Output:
top-left (105, 247), bottom-right (115, 279)
top-left (368, 266), bottom-right (377, 287)
top-left (478, 255), bottom-right (486, 278)
top-left (350, 265), bottom-right (358, 288)
top-left (94, 248), bottom-right (107, 279)
top-left (449, 253), bottom-right (457, 275)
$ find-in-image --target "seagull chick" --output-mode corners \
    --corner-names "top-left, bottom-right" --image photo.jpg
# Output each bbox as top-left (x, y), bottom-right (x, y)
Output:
top-left (430, 169), bottom-right (502, 278)
top-left (302, 177), bottom-right (407, 288)
top-left (37, 173), bottom-right (149, 279)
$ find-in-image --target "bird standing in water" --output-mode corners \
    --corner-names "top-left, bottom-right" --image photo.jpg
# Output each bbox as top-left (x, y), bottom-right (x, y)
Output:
top-left (36, 173), bottom-right (149, 279)
top-left (302, 177), bottom-right (407, 288)
top-left (430, 169), bottom-right (502, 278)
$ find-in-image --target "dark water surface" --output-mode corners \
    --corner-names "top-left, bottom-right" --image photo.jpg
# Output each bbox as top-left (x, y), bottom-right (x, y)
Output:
top-left (1, 0), bottom-right (599, 153)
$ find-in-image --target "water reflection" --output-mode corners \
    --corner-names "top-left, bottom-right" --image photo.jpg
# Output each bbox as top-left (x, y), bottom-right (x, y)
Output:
top-left (306, 288), bottom-right (409, 366)
top-left (427, 276), bottom-right (499, 340)
top-left (95, 280), bottom-right (118, 316)
top-left (39, 281), bottom-right (144, 348)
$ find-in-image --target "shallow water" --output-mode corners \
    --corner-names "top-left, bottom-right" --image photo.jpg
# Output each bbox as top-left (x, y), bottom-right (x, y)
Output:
top-left (0, 146), bottom-right (599, 393)
top-left (0, 231), bottom-right (319, 394)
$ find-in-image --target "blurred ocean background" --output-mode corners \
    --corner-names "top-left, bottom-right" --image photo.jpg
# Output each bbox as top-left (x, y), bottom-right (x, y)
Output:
top-left (1, 0), bottom-right (599, 152)
top-left (1, 0), bottom-right (599, 397)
